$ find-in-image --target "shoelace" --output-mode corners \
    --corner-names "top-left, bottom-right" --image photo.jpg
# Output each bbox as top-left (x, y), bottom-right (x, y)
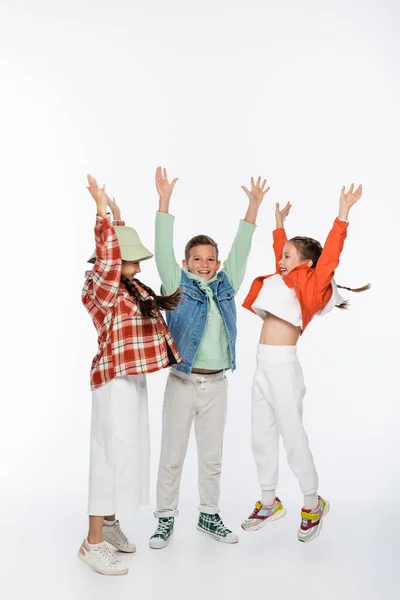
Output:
top-left (114, 522), bottom-right (129, 545)
top-left (99, 545), bottom-right (121, 565)
top-left (208, 515), bottom-right (231, 535)
top-left (154, 519), bottom-right (173, 537)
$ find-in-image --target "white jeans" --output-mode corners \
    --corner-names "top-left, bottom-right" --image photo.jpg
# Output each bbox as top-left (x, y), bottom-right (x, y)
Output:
top-left (155, 369), bottom-right (228, 517)
top-left (252, 344), bottom-right (319, 496)
top-left (88, 375), bottom-right (150, 516)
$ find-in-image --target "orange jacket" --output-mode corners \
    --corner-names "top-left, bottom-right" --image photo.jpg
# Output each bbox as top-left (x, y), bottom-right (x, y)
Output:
top-left (242, 217), bottom-right (348, 332)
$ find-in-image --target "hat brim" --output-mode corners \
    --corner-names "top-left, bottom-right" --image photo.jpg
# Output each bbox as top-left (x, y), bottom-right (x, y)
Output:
top-left (87, 244), bottom-right (154, 264)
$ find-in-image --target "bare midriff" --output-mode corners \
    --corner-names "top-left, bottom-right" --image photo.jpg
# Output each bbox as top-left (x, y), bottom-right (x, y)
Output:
top-left (259, 312), bottom-right (301, 346)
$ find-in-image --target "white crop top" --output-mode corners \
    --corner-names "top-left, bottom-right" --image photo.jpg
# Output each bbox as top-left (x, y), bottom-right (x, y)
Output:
top-left (251, 274), bottom-right (345, 328)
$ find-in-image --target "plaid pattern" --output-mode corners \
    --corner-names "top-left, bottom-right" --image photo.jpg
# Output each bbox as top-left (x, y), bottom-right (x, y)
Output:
top-left (83, 216), bottom-right (182, 390)
top-left (150, 517), bottom-right (174, 542)
top-left (197, 513), bottom-right (233, 539)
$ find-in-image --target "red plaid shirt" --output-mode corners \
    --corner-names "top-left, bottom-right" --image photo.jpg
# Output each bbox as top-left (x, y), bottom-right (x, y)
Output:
top-left (82, 216), bottom-right (182, 390)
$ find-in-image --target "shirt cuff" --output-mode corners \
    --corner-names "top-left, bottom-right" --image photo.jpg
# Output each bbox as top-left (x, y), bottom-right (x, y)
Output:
top-left (239, 219), bottom-right (256, 232)
top-left (95, 212), bottom-right (112, 225)
top-left (273, 227), bottom-right (286, 241)
top-left (156, 211), bottom-right (175, 222)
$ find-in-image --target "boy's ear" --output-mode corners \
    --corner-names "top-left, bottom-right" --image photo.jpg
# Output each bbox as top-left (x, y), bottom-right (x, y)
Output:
top-left (216, 260), bottom-right (222, 271)
top-left (182, 259), bottom-right (188, 270)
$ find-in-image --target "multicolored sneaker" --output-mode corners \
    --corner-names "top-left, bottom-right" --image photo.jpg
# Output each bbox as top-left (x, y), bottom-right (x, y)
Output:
top-left (241, 498), bottom-right (287, 531)
top-left (149, 517), bottom-right (175, 549)
top-left (197, 513), bottom-right (239, 544)
top-left (102, 520), bottom-right (136, 553)
top-left (298, 496), bottom-right (330, 543)
top-left (77, 540), bottom-right (129, 576)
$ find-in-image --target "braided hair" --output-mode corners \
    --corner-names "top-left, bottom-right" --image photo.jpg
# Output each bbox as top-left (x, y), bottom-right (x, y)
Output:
top-left (121, 276), bottom-right (182, 318)
top-left (289, 236), bottom-right (370, 310)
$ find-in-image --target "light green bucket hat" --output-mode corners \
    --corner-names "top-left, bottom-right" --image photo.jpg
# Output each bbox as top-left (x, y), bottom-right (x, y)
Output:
top-left (87, 225), bottom-right (153, 264)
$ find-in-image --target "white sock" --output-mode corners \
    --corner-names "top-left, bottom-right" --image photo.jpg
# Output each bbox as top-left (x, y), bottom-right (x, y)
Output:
top-left (303, 494), bottom-right (319, 510)
top-left (261, 490), bottom-right (276, 506)
top-left (103, 519), bottom-right (116, 526)
top-left (86, 539), bottom-right (103, 550)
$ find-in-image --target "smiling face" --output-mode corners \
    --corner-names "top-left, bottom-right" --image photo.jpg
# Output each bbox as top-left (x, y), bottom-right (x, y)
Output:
top-left (121, 260), bottom-right (141, 281)
top-left (182, 244), bottom-right (221, 281)
top-left (279, 241), bottom-right (313, 275)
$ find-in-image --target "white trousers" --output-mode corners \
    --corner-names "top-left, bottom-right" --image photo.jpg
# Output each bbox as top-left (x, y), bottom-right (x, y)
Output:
top-left (155, 369), bottom-right (228, 517)
top-left (88, 375), bottom-right (150, 516)
top-left (252, 344), bottom-right (319, 495)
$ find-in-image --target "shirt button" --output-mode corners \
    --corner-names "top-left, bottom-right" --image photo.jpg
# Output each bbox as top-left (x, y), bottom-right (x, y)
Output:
top-left (193, 293), bottom-right (197, 297)
top-left (194, 341), bottom-right (198, 345)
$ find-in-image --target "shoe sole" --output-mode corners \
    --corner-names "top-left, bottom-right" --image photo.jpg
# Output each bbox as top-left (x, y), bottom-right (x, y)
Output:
top-left (196, 526), bottom-right (239, 544)
top-left (298, 501), bottom-right (330, 544)
top-left (241, 507), bottom-right (287, 532)
top-left (149, 531), bottom-right (174, 549)
top-left (77, 551), bottom-right (129, 576)
top-left (102, 535), bottom-right (136, 553)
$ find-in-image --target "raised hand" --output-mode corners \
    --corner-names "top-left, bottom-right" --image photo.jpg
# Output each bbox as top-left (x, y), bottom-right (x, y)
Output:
top-left (107, 195), bottom-right (122, 221)
top-left (241, 176), bottom-right (270, 207)
top-left (87, 174), bottom-right (107, 217)
top-left (156, 166), bottom-right (179, 212)
top-left (275, 201), bottom-right (292, 228)
top-left (339, 184), bottom-right (363, 220)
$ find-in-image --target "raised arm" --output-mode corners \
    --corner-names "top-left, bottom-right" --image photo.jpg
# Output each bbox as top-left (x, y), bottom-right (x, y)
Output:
top-left (241, 176), bottom-right (270, 224)
top-left (223, 177), bottom-right (268, 291)
top-left (272, 201), bottom-right (291, 273)
top-left (84, 175), bottom-right (122, 309)
top-left (106, 195), bottom-right (125, 226)
top-left (154, 166), bottom-right (182, 295)
top-left (315, 184), bottom-right (363, 292)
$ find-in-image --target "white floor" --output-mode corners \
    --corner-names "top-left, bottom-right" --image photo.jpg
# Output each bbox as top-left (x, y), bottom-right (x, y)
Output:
top-left (3, 488), bottom-right (398, 600)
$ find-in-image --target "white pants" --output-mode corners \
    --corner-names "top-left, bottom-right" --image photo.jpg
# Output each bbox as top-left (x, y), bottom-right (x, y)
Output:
top-left (88, 375), bottom-right (150, 516)
top-left (252, 344), bottom-right (319, 495)
top-left (155, 369), bottom-right (228, 517)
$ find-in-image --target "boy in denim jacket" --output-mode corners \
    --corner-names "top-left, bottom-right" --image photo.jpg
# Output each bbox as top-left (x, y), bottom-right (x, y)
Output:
top-left (149, 167), bottom-right (268, 548)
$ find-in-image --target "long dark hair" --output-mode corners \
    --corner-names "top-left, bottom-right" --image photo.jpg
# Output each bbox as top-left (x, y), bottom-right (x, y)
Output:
top-left (289, 236), bottom-right (371, 310)
top-left (121, 276), bottom-right (182, 318)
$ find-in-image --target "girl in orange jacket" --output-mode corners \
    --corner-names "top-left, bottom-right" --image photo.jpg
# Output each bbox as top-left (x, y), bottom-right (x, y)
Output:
top-left (240, 182), bottom-right (368, 543)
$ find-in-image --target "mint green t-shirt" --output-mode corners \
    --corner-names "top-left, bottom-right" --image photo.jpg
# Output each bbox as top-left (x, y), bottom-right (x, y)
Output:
top-left (155, 212), bottom-right (256, 370)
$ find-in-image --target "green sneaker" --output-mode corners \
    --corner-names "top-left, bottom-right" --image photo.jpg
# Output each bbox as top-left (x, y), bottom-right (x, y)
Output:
top-left (149, 517), bottom-right (174, 549)
top-left (197, 513), bottom-right (239, 544)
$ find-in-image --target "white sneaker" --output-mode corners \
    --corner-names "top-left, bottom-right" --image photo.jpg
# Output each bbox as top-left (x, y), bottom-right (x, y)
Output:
top-left (149, 517), bottom-right (175, 549)
top-left (102, 520), bottom-right (136, 553)
top-left (197, 513), bottom-right (239, 544)
top-left (78, 539), bottom-right (129, 576)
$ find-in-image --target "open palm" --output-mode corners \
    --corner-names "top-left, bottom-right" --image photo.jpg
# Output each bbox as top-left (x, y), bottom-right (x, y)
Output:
top-left (241, 176), bottom-right (270, 206)
top-left (155, 166), bottom-right (179, 201)
top-left (340, 184), bottom-right (363, 210)
top-left (275, 201), bottom-right (292, 222)
top-left (87, 174), bottom-right (107, 215)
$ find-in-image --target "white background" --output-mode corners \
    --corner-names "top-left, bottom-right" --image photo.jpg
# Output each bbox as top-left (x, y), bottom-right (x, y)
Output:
top-left (1, 0), bottom-right (399, 599)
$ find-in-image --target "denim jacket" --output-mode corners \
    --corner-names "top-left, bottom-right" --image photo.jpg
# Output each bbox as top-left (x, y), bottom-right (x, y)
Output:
top-left (164, 270), bottom-right (237, 374)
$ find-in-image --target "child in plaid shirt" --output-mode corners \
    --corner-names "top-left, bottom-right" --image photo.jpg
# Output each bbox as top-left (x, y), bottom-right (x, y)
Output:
top-left (149, 167), bottom-right (268, 548)
top-left (78, 175), bottom-right (182, 576)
